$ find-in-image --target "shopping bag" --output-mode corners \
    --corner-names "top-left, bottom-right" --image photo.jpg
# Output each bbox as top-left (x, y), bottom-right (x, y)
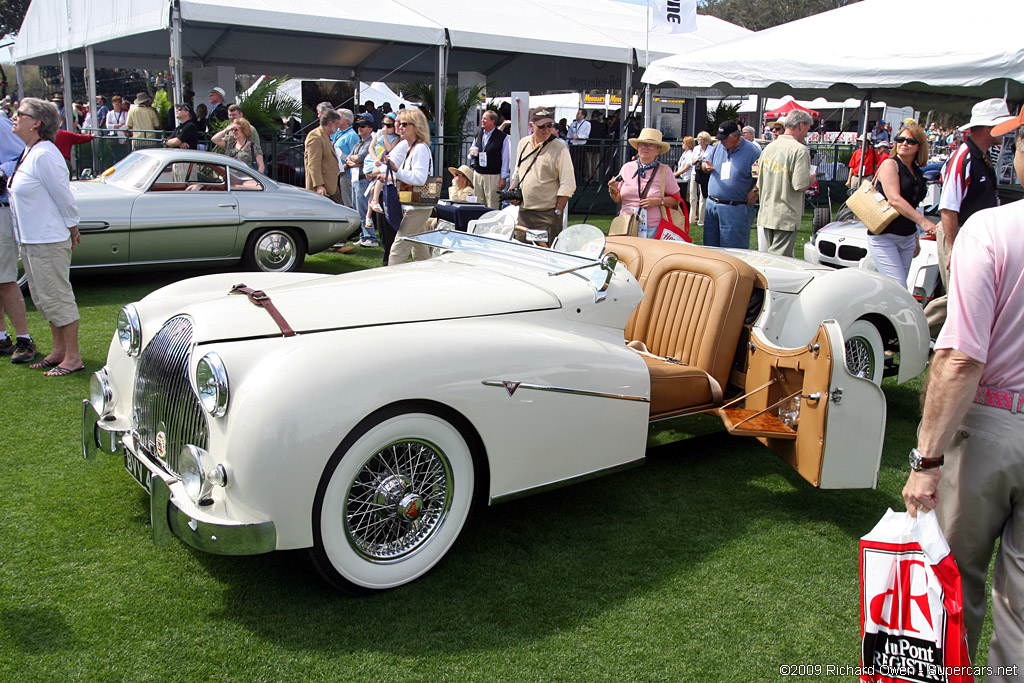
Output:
top-left (859, 509), bottom-right (972, 683)
top-left (382, 167), bottom-right (404, 232)
top-left (654, 194), bottom-right (691, 243)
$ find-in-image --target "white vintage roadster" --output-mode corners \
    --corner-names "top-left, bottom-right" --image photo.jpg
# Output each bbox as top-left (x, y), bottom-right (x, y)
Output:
top-left (84, 229), bottom-right (928, 594)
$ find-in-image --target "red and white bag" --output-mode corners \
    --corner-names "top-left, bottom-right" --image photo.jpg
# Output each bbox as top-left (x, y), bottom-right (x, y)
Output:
top-left (859, 509), bottom-right (972, 683)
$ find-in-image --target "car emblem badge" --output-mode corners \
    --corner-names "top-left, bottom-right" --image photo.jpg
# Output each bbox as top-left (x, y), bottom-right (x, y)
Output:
top-left (155, 431), bottom-right (167, 459)
top-left (502, 381), bottom-right (521, 397)
top-left (838, 237), bottom-right (846, 242)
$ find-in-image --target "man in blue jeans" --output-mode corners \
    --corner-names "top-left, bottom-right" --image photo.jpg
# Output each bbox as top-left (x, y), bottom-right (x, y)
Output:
top-left (701, 120), bottom-right (761, 248)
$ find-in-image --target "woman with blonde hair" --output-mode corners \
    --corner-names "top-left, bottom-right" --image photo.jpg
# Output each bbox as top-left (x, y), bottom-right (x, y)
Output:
top-left (867, 123), bottom-right (934, 287)
top-left (674, 135), bottom-right (696, 202)
top-left (690, 131), bottom-right (712, 225)
top-left (375, 107), bottom-right (433, 265)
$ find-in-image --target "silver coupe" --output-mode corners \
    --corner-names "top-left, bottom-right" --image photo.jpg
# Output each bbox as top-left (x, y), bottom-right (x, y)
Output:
top-left (22, 149), bottom-right (359, 289)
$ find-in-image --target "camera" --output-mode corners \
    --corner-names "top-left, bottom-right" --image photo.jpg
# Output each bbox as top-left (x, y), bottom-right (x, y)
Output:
top-left (0, 170), bottom-right (7, 193)
top-left (498, 186), bottom-right (523, 203)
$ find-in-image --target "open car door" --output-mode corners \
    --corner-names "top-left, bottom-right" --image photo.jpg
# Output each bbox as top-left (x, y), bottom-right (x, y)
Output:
top-left (718, 320), bottom-right (886, 489)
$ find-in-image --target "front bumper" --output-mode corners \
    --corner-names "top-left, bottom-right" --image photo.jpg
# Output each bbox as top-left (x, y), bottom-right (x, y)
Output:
top-left (82, 400), bottom-right (276, 555)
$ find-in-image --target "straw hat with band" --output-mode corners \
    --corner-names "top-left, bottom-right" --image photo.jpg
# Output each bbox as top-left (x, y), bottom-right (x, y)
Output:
top-left (447, 164), bottom-right (475, 187)
top-left (628, 127), bottom-right (670, 154)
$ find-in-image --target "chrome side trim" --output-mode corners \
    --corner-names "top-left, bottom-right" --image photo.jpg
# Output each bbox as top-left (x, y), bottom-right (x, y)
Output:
top-left (481, 380), bottom-right (649, 403)
top-left (490, 456), bottom-right (646, 504)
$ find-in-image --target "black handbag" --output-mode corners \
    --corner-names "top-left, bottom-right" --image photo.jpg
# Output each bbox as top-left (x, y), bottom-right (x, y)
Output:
top-left (382, 165), bottom-right (403, 232)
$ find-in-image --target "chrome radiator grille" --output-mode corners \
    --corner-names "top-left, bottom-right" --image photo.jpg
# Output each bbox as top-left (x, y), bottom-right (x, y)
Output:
top-left (132, 315), bottom-right (209, 475)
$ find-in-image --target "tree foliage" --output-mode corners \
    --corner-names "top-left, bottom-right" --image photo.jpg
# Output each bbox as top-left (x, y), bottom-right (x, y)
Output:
top-left (707, 101), bottom-right (742, 132)
top-left (698, 0), bottom-right (861, 32)
top-left (0, 0), bottom-right (30, 37)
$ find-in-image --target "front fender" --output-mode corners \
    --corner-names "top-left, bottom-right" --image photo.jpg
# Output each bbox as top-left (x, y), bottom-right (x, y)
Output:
top-left (204, 313), bottom-right (649, 550)
top-left (761, 268), bottom-right (928, 383)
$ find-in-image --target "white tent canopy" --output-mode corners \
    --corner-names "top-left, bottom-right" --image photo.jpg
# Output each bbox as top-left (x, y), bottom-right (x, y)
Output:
top-left (13, 0), bottom-right (750, 91)
top-left (643, 0), bottom-right (1024, 110)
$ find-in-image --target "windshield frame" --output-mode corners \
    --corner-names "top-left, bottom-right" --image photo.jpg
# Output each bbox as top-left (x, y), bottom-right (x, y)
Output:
top-left (407, 229), bottom-right (602, 274)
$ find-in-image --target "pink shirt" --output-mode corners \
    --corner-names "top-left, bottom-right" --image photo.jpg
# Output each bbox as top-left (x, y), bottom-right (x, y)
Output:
top-left (937, 199), bottom-right (1024, 391)
top-left (616, 161), bottom-right (680, 228)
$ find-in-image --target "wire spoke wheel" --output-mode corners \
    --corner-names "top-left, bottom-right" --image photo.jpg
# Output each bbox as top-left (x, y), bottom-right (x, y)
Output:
top-left (843, 320), bottom-right (883, 385)
top-left (345, 439), bottom-right (453, 562)
top-left (311, 409), bottom-right (475, 594)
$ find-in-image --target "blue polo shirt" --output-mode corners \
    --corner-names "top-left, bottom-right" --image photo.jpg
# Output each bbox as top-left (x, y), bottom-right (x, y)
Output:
top-left (332, 125), bottom-right (359, 158)
top-left (707, 138), bottom-right (761, 202)
top-left (0, 117), bottom-right (25, 203)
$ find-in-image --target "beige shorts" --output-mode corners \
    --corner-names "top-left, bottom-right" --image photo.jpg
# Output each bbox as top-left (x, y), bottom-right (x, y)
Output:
top-left (0, 207), bottom-right (18, 283)
top-left (22, 239), bottom-right (79, 327)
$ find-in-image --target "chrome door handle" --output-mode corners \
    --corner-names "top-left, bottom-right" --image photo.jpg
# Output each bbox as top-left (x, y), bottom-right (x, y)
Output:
top-left (218, 203), bottom-right (236, 208)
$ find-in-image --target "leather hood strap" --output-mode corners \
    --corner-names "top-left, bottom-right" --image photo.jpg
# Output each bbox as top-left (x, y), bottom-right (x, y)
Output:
top-left (230, 283), bottom-right (296, 337)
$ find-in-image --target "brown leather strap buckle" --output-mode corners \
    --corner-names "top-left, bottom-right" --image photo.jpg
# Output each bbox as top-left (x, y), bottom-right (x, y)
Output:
top-left (230, 283), bottom-right (296, 337)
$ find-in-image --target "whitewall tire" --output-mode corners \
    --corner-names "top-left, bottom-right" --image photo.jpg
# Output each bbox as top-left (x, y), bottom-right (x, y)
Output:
top-left (310, 407), bottom-right (476, 594)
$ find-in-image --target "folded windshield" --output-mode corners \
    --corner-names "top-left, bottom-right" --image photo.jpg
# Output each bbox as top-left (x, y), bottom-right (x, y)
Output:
top-left (407, 229), bottom-right (600, 274)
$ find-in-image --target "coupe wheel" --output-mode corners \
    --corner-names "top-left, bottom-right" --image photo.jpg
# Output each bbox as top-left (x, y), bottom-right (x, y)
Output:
top-left (844, 320), bottom-right (883, 385)
top-left (309, 407), bottom-right (476, 594)
top-left (242, 228), bottom-right (305, 273)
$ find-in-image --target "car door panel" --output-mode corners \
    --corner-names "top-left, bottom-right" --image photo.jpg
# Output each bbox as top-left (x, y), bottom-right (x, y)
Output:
top-left (721, 320), bottom-right (886, 489)
top-left (129, 161), bottom-right (240, 263)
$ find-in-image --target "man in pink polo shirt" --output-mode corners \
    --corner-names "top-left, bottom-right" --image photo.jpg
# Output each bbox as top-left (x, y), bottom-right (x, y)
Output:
top-left (902, 110), bottom-right (1024, 678)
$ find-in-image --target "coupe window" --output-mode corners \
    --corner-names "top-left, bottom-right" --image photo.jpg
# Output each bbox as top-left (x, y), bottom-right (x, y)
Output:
top-left (227, 167), bottom-right (264, 191)
top-left (149, 162), bottom-right (228, 192)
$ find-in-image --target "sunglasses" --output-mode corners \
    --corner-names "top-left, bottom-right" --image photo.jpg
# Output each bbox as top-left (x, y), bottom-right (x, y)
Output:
top-left (894, 136), bottom-right (919, 145)
top-left (384, 122), bottom-right (395, 127)
top-left (535, 122), bottom-right (555, 129)
top-left (397, 122), bottom-right (411, 128)
top-left (14, 110), bottom-right (34, 118)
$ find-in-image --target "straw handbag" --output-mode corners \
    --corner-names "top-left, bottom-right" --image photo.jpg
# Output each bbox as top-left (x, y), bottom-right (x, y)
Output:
top-left (848, 178), bottom-right (899, 234)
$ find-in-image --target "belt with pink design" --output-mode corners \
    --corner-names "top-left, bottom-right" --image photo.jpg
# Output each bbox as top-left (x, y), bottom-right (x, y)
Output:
top-left (974, 386), bottom-right (1024, 414)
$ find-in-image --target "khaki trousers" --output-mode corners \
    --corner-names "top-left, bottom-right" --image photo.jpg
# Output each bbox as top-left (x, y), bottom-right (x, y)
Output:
top-left (473, 172), bottom-right (502, 210)
top-left (935, 403), bottom-right (1024, 678)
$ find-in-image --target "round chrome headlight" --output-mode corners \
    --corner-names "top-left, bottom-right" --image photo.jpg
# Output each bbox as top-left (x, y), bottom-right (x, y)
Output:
top-left (195, 352), bottom-right (229, 417)
top-left (180, 444), bottom-right (212, 503)
top-left (116, 304), bottom-right (142, 356)
top-left (89, 368), bottom-right (116, 417)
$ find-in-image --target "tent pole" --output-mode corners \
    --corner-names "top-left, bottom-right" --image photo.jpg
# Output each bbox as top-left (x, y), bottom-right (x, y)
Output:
top-left (857, 92), bottom-right (872, 179)
top-left (621, 62), bottom-right (632, 137)
top-left (436, 40), bottom-right (447, 175)
top-left (170, 1), bottom-right (184, 105)
top-left (85, 45), bottom-right (98, 172)
top-left (59, 52), bottom-right (75, 134)
top-left (15, 63), bottom-right (23, 102)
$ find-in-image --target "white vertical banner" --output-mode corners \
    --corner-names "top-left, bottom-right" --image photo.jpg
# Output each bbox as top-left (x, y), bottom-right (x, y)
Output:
top-left (650, 0), bottom-right (698, 34)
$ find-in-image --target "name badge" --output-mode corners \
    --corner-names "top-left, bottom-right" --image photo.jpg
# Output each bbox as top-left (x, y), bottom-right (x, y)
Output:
top-left (720, 160), bottom-right (732, 181)
top-left (479, 151), bottom-right (488, 167)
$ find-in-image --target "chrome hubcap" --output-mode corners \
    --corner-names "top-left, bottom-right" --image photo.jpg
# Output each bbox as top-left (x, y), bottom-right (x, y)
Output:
top-left (345, 439), bottom-right (453, 562)
top-left (845, 337), bottom-right (874, 380)
top-left (255, 232), bottom-right (295, 271)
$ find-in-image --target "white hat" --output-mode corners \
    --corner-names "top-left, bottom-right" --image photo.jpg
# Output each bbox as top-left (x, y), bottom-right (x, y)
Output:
top-left (210, 86), bottom-right (226, 98)
top-left (958, 98), bottom-right (1014, 131)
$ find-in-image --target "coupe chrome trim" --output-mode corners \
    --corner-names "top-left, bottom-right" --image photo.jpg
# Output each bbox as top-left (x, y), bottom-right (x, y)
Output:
top-left (490, 457), bottom-right (645, 504)
top-left (481, 380), bottom-right (649, 403)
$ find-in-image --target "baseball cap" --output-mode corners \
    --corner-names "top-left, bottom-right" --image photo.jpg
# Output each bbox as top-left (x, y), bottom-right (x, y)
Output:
top-left (716, 120), bottom-right (740, 140)
top-left (354, 116), bottom-right (373, 127)
top-left (531, 107), bottom-right (554, 125)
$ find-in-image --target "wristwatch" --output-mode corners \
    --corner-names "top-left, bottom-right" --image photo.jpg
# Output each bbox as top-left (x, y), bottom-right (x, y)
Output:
top-left (909, 447), bottom-right (944, 472)
top-left (554, 208), bottom-right (563, 216)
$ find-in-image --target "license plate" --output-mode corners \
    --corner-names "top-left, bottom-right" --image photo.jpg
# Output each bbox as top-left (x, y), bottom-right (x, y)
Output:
top-left (124, 448), bottom-right (153, 493)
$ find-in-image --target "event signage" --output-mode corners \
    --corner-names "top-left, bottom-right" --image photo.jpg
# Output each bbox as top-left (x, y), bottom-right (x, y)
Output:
top-left (650, 0), bottom-right (697, 34)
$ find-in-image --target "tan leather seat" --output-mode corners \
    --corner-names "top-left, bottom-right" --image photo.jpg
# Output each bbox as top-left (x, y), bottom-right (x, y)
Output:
top-left (607, 237), bottom-right (757, 417)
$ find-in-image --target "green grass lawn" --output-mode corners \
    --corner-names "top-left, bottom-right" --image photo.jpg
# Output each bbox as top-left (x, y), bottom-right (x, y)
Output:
top-left (0, 219), bottom-right (990, 681)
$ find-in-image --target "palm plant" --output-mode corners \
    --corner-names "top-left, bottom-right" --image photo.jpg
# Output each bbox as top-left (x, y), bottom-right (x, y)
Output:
top-left (402, 81), bottom-right (488, 169)
top-left (209, 76), bottom-right (300, 136)
top-left (707, 101), bottom-right (743, 134)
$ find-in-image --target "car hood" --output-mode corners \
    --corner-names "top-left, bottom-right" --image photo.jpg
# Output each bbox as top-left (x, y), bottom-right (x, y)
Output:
top-left (71, 180), bottom-right (137, 199)
top-left (815, 219), bottom-right (866, 239)
top-left (724, 248), bottom-right (834, 294)
top-left (143, 260), bottom-right (562, 342)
